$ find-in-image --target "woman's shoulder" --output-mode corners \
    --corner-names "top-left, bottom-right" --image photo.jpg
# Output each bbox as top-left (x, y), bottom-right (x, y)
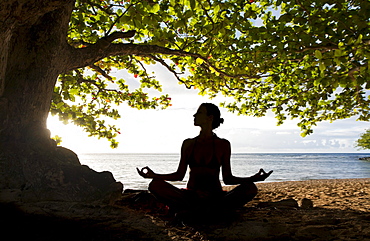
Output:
top-left (182, 137), bottom-right (196, 147)
top-left (183, 137), bottom-right (197, 143)
top-left (182, 135), bottom-right (230, 145)
top-left (181, 138), bottom-right (197, 155)
top-left (215, 136), bottom-right (231, 146)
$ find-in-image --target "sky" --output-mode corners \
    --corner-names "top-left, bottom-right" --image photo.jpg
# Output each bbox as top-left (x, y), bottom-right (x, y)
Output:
top-left (47, 64), bottom-right (370, 154)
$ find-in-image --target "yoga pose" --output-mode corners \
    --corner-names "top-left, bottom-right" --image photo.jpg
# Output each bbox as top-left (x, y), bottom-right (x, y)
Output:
top-left (137, 103), bottom-right (272, 214)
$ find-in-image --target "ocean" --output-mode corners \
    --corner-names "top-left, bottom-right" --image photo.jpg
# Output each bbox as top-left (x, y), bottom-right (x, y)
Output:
top-left (78, 153), bottom-right (370, 190)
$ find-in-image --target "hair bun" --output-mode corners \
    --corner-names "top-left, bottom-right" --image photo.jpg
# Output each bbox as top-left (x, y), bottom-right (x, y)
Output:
top-left (220, 118), bottom-right (224, 124)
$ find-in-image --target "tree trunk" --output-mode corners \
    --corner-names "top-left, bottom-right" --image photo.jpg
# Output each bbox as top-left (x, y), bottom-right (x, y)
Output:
top-left (0, 1), bottom-right (123, 203)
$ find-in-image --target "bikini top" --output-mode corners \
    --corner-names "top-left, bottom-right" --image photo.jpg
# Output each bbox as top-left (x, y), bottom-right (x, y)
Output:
top-left (187, 135), bottom-right (220, 169)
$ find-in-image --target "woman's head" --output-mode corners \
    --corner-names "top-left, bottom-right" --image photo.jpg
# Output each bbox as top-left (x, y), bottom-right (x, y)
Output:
top-left (199, 103), bottom-right (224, 129)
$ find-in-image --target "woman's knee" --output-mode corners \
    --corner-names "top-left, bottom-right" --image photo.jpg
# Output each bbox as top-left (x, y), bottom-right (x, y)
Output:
top-left (148, 178), bottom-right (165, 193)
top-left (239, 182), bottom-right (258, 197)
top-left (223, 182), bottom-right (258, 208)
top-left (248, 182), bottom-right (258, 195)
top-left (227, 182), bottom-right (258, 197)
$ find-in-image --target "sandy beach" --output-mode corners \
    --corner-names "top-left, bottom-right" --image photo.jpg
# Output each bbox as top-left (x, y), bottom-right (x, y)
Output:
top-left (1, 178), bottom-right (369, 240)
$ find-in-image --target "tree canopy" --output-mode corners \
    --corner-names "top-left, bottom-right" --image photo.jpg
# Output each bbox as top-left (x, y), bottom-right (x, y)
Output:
top-left (51, 0), bottom-right (370, 147)
top-left (356, 128), bottom-right (370, 150)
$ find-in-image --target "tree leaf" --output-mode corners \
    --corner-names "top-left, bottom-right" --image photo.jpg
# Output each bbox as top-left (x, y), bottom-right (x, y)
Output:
top-left (315, 50), bottom-right (322, 59)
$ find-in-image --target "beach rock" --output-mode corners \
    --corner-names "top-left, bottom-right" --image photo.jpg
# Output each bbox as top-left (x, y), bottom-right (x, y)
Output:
top-left (55, 146), bottom-right (81, 165)
top-left (300, 198), bottom-right (314, 209)
top-left (0, 146), bottom-right (123, 204)
top-left (359, 157), bottom-right (370, 161)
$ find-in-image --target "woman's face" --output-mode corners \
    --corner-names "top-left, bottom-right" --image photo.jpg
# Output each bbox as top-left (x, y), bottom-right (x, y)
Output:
top-left (193, 105), bottom-right (213, 127)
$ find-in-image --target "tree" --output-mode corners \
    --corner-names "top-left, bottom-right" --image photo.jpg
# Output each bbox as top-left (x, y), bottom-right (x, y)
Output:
top-left (356, 129), bottom-right (370, 150)
top-left (0, 0), bottom-right (369, 202)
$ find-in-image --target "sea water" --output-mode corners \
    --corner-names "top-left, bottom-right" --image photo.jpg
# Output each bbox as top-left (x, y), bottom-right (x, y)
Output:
top-left (78, 153), bottom-right (370, 190)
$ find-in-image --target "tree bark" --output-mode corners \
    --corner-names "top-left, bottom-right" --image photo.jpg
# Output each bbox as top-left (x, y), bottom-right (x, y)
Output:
top-left (0, 1), bottom-right (123, 203)
top-left (1, 0), bottom-right (73, 146)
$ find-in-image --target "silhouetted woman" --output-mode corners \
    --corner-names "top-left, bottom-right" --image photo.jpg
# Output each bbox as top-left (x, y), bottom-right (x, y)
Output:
top-left (137, 103), bottom-right (272, 215)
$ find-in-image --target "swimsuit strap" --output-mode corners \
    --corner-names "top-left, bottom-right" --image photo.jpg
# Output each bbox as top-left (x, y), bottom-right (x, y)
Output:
top-left (213, 134), bottom-right (217, 156)
top-left (191, 136), bottom-right (198, 158)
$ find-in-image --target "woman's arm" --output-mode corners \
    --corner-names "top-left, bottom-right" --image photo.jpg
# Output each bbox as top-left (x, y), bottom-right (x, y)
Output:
top-left (221, 140), bottom-right (272, 185)
top-left (136, 139), bottom-right (190, 181)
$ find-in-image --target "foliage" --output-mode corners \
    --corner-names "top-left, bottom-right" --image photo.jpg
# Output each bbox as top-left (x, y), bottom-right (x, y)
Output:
top-left (51, 135), bottom-right (63, 146)
top-left (356, 129), bottom-right (370, 150)
top-left (52, 0), bottom-right (370, 147)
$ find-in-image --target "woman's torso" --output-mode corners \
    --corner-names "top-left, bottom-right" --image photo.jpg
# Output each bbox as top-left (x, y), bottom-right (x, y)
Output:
top-left (186, 135), bottom-right (224, 195)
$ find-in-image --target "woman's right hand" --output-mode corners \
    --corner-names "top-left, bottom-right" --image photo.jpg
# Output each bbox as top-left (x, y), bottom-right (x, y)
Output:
top-left (136, 166), bottom-right (156, 179)
top-left (251, 168), bottom-right (273, 182)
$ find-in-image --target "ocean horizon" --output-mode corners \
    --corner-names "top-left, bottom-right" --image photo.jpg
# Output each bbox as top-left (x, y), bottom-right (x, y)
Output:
top-left (78, 152), bottom-right (370, 190)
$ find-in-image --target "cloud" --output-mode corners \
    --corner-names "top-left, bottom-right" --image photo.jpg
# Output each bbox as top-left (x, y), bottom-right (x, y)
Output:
top-left (219, 117), bottom-right (369, 153)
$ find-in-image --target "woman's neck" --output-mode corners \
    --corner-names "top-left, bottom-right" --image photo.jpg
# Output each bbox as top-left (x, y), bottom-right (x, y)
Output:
top-left (198, 129), bottom-right (214, 139)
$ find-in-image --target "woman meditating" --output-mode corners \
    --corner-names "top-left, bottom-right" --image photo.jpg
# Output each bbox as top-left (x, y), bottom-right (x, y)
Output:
top-left (137, 103), bottom-right (272, 215)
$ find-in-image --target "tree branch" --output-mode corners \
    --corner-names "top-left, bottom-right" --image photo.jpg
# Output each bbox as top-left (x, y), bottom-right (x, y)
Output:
top-left (106, 3), bottom-right (134, 36)
top-left (66, 42), bottom-right (199, 71)
top-left (90, 64), bottom-right (113, 81)
top-left (146, 54), bottom-right (192, 89)
top-left (103, 30), bottom-right (136, 42)
top-left (66, 39), bottom-right (263, 81)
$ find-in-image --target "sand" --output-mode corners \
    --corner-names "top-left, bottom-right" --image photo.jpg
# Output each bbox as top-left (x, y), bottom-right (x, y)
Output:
top-left (1, 178), bottom-right (369, 240)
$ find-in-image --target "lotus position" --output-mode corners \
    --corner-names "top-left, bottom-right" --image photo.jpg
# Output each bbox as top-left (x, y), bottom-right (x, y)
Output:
top-left (137, 103), bottom-right (273, 214)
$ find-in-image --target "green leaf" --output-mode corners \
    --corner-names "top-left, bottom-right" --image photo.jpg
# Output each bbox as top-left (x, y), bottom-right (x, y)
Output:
top-left (70, 88), bottom-right (79, 95)
top-left (196, 58), bottom-right (204, 65)
top-left (56, 102), bottom-right (64, 109)
top-left (319, 62), bottom-right (325, 72)
top-left (189, 0), bottom-right (196, 10)
top-left (355, 34), bottom-right (363, 45)
top-left (150, 4), bottom-right (160, 13)
top-left (334, 49), bottom-right (342, 57)
top-left (214, 4), bottom-right (220, 16)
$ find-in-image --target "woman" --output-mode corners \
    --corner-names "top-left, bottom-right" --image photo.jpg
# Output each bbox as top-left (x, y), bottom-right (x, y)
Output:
top-left (137, 103), bottom-right (272, 214)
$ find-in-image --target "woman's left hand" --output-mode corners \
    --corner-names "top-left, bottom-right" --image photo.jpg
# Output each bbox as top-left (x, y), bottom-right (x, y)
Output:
top-left (251, 168), bottom-right (273, 182)
top-left (136, 166), bottom-right (156, 178)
